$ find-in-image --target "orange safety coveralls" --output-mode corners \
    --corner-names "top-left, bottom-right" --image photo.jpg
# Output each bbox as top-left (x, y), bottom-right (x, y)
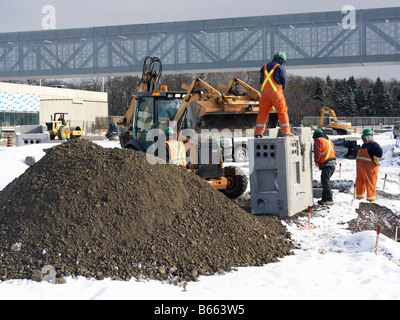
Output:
top-left (355, 146), bottom-right (379, 202)
top-left (255, 64), bottom-right (291, 136)
top-left (165, 140), bottom-right (187, 166)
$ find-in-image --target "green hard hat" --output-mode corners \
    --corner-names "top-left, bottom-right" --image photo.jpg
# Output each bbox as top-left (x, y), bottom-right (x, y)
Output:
top-left (362, 128), bottom-right (374, 136)
top-left (274, 51), bottom-right (287, 62)
top-left (164, 127), bottom-right (175, 135)
top-left (313, 129), bottom-right (324, 138)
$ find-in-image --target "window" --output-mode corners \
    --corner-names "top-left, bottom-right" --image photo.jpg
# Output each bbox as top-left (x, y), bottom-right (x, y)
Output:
top-left (157, 97), bottom-right (183, 131)
top-left (135, 97), bottom-right (154, 148)
top-left (0, 112), bottom-right (39, 127)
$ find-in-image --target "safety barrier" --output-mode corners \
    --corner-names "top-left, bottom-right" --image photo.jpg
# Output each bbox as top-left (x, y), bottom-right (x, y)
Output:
top-left (7, 135), bottom-right (12, 147)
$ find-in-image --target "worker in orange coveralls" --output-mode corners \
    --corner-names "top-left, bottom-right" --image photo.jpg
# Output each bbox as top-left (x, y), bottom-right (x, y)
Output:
top-left (355, 129), bottom-right (383, 202)
top-left (255, 51), bottom-right (293, 138)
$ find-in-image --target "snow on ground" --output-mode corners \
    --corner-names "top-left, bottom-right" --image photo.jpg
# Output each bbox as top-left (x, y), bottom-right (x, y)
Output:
top-left (0, 132), bottom-right (399, 300)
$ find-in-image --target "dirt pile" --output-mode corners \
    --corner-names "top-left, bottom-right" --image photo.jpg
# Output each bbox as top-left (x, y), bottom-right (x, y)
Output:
top-left (348, 202), bottom-right (399, 239)
top-left (0, 139), bottom-right (294, 282)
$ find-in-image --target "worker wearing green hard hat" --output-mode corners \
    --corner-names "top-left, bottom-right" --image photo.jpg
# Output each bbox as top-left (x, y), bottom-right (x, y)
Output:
top-left (255, 51), bottom-right (292, 138)
top-left (164, 127), bottom-right (175, 136)
top-left (274, 51), bottom-right (287, 63)
top-left (312, 129), bottom-right (337, 205)
top-left (313, 129), bottom-right (324, 138)
top-left (361, 128), bottom-right (374, 137)
top-left (355, 128), bottom-right (383, 202)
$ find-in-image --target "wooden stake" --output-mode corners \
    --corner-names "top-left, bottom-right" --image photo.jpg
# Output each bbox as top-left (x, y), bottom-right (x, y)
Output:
top-left (354, 183), bottom-right (357, 200)
top-left (375, 226), bottom-right (381, 255)
top-left (398, 173), bottom-right (400, 190)
top-left (395, 221), bottom-right (399, 243)
top-left (382, 174), bottom-right (387, 191)
top-left (339, 163), bottom-right (342, 179)
top-left (308, 206), bottom-right (311, 229)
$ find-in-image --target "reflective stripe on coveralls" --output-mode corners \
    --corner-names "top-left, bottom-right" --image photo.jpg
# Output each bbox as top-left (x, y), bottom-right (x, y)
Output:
top-left (355, 146), bottom-right (379, 201)
top-left (165, 140), bottom-right (187, 166)
top-left (255, 64), bottom-right (291, 136)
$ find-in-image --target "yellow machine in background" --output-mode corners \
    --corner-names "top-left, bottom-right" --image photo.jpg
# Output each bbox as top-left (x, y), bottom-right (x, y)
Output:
top-left (46, 112), bottom-right (83, 140)
top-left (319, 106), bottom-right (352, 135)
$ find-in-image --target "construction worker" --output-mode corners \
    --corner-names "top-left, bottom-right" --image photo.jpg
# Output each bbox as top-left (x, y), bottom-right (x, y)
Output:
top-left (313, 129), bottom-right (337, 205)
top-left (255, 51), bottom-right (292, 138)
top-left (355, 129), bottom-right (383, 202)
top-left (163, 127), bottom-right (187, 167)
top-left (58, 114), bottom-right (65, 125)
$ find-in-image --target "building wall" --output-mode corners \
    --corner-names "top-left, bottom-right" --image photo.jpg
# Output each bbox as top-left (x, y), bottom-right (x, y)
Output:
top-left (0, 82), bottom-right (108, 131)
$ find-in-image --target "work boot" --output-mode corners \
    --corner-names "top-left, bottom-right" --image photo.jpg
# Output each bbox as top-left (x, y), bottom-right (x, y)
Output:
top-left (317, 200), bottom-right (334, 205)
top-left (254, 134), bottom-right (263, 139)
top-left (283, 133), bottom-right (294, 137)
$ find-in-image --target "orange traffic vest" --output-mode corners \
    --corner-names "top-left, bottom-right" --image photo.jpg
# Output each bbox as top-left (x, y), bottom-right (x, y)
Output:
top-left (261, 64), bottom-right (283, 93)
top-left (165, 140), bottom-right (187, 166)
top-left (315, 137), bottom-right (336, 167)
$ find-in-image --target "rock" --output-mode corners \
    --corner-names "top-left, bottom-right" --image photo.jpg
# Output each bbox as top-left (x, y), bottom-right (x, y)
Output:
top-left (25, 156), bottom-right (36, 166)
top-left (31, 270), bottom-right (44, 282)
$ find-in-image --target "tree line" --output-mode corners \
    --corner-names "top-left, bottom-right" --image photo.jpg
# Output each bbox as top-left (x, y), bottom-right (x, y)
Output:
top-left (12, 72), bottom-right (400, 125)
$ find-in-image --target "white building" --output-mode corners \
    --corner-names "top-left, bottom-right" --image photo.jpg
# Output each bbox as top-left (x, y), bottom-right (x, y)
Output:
top-left (0, 82), bottom-right (108, 134)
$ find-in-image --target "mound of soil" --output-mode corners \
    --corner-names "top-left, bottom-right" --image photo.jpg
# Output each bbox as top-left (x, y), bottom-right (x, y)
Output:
top-left (348, 202), bottom-right (399, 240)
top-left (0, 139), bottom-right (294, 282)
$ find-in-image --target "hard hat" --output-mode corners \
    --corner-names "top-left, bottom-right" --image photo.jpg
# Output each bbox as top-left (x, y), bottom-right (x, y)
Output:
top-left (362, 128), bottom-right (374, 136)
top-left (164, 127), bottom-right (175, 135)
top-left (313, 129), bottom-right (324, 138)
top-left (274, 51), bottom-right (287, 63)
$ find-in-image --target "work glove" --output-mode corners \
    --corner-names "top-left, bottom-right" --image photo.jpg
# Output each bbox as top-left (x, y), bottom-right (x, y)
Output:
top-left (373, 156), bottom-right (381, 166)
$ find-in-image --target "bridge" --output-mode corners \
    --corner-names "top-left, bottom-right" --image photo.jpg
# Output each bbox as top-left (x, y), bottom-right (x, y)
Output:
top-left (0, 7), bottom-right (399, 80)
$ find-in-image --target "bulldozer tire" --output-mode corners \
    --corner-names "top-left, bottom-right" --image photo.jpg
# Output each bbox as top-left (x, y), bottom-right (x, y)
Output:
top-left (58, 126), bottom-right (67, 140)
top-left (220, 166), bottom-right (248, 199)
top-left (233, 146), bottom-right (248, 163)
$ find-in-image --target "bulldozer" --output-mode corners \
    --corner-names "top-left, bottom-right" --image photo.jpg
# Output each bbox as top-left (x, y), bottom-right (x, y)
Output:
top-left (117, 57), bottom-right (278, 198)
top-left (46, 112), bottom-right (83, 140)
top-left (319, 106), bottom-right (352, 135)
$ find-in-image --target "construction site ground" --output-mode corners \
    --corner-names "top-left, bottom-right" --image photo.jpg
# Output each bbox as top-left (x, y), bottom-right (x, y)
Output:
top-left (0, 133), bottom-right (399, 299)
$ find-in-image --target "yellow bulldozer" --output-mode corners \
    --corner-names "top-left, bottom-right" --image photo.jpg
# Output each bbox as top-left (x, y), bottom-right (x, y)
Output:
top-left (46, 112), bottom-right (83, 140)
top-left (117, 56), bottom-right (278, 198)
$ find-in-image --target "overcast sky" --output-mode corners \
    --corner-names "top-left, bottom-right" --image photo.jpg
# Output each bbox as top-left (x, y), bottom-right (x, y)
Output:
top-left (0, 0), bottom-right (399, 80)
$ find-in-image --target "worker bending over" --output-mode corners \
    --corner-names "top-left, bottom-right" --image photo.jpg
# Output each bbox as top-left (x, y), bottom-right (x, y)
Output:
top-left (313, 129), bottom-right (337, 205)
top-left (255, 51), bottom-right (292, 138)
top-left (355, 129), bottom-right (383, 202)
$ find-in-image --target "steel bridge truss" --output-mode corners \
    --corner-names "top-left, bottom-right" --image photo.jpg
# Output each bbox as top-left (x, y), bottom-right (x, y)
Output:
top-left (0, 7), bottom-right (399, 79)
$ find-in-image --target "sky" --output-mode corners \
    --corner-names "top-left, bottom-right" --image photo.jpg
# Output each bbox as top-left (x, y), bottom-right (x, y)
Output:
top-left (0, 0), bottom-right (399, 80)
